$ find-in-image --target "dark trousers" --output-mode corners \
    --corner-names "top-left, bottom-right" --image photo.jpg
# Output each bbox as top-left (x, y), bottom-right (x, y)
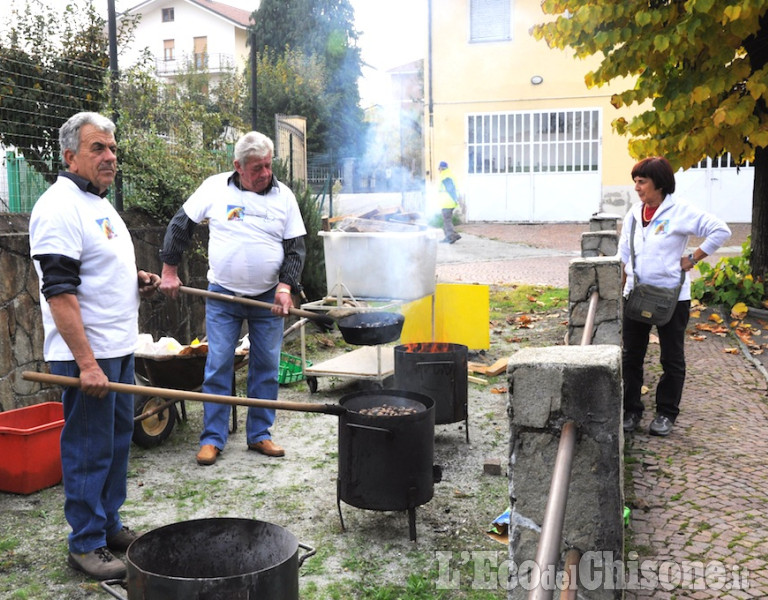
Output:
top-left (622, 300), bottom-right (690, 422)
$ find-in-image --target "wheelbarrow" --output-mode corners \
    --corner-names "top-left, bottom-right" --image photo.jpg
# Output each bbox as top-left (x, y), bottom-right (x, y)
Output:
top-left (132, 351), bottom-right (248, 448)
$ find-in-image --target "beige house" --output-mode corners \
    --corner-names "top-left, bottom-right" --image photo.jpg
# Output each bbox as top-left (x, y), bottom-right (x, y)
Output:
top-left (119, 0), bottom-right (253, 82)
top-left (426, 0), bottom-right (753, 223)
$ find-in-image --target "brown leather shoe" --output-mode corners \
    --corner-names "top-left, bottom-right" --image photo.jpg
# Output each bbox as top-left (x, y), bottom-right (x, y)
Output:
top-left (68, 547), bottom-right (126, 580)
top-left (196, 444), bottom-right (220, 465)
top-left (248, 439), bottom-right (285, 457)
top-left (106, 526), bottom-right (141, 553)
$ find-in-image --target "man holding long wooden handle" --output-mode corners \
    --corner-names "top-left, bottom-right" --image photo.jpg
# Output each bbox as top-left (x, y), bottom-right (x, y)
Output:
top-left (29, 112), bottom-right (160, 581)
top-left (158, 131), bottom-right (306, 466)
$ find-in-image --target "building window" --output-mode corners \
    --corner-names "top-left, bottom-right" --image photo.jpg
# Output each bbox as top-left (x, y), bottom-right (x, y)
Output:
top-left (193, 36), bottom-right (208, 69)
top-left (467, 109), bottom-right (601, 174)
top-left (469, 0), bottom-right (512, 43)
top-left (162, 8), bottom-right (174, 22)
top-left (163, 39), bottom-right (175, 61)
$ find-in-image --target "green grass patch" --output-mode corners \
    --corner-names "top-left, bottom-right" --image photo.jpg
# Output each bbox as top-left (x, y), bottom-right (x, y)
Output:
top-left (489, 285), bottom-right (568, 319)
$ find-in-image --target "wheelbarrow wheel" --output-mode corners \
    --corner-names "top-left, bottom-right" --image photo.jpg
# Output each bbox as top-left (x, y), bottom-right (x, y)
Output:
top-left (133, 396), bottom-right (178, 449)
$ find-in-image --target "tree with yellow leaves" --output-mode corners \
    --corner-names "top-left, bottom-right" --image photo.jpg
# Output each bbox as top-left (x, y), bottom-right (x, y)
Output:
top-left (533, 1), bottom-right (768, 280)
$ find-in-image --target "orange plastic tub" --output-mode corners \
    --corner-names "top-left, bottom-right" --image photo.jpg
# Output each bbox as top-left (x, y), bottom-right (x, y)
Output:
top-left (0, 402), bottom-right (64, 494)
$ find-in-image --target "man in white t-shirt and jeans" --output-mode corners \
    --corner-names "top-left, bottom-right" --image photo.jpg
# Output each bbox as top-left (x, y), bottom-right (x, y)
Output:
top-left (159, 131), bottom-right (306, 466)
top-left (29, 112), bottom-right (160, 581)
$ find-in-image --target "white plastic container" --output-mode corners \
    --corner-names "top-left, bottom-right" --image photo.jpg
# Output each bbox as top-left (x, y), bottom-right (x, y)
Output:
top-left (319, 230), bottom-right (437, 300)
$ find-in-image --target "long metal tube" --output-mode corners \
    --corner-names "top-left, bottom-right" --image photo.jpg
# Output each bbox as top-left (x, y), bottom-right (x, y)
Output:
top-left (580, 288), bottom-right (600, 346)
top-left (527, 421), bottom-right (577, 600)
top-left (559, 548), bottom-right (581, 600)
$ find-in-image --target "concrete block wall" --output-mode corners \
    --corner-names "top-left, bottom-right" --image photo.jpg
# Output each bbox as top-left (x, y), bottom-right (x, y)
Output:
top-left (567, 256), bottom-right (623, 346)
top-left (506, 345), bottom-right (624, 600)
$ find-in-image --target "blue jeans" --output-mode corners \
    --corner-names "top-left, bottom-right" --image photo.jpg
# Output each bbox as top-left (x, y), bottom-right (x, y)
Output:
top-left (200, 283), bottom-right (283, 449)
top-left (51, 355), bottom-right (134, 554)
top-left (622, 300), bottom-right (690, 422)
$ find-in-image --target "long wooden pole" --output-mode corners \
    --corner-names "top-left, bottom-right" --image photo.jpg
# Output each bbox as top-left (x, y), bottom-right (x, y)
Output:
top-left (22, 371), bottom-right (344, 416)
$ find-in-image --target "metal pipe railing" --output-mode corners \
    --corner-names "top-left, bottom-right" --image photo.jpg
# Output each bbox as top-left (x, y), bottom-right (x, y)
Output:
top-left (526, 279), bottom-right (600, 598)
top-left (559, 548), bottom-right (581, 600)
top-left (527, 420), bottom-right (578, 600)
top-left (580, 288), bottom-right (600, 346)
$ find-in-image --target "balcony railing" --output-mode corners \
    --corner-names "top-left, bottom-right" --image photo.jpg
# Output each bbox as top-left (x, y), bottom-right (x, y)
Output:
top-left (155, 53), bottom-right (237, 76)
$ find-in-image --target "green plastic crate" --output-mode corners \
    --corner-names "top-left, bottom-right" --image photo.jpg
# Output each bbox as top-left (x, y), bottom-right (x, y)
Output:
top-left (278, 352), bottom-right (311, 385)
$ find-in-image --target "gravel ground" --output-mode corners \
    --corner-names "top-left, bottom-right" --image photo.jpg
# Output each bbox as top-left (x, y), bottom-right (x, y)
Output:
top-left (0, 299), bottom-right (569, 600)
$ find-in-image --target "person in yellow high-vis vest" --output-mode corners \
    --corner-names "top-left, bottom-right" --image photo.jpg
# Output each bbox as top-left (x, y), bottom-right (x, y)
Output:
top-left (438, 161), bottom-right (461, 244)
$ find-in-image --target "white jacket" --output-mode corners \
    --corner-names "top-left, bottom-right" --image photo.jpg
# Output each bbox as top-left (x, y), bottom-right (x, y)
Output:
top-left (619, 195), bottom-right (731, 301)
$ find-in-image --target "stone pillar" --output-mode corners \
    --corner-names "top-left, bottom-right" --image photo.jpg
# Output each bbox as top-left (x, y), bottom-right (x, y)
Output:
top-left (506, 345), bottom-right (624, 600)
top-left (568, 256), bottom-right (622, 345)
top-left (589, 212), bottom-right (622, 231)
top-left (581, 231), bottom-right (619, 258)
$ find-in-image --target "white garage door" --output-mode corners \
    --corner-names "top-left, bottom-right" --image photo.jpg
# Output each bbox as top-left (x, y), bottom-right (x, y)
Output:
top-left (465, 108), bottom-right (603, 222)
top-left (675, 155), bottom-right (753, 223)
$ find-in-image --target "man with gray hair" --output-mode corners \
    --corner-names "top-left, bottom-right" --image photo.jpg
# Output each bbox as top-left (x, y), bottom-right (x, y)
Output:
top-left (159, 130), bottom-right (306, 466)
top-left (29, 112), bottom-right (160, 580)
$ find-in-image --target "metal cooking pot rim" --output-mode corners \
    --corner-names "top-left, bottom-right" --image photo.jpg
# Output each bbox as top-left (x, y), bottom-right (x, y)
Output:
top-left (339, 389), bottom-right (434, 413)
top-left (337, 312), bottom-right (404, 327)
top-left (126, 518), bottom-right (298, 580)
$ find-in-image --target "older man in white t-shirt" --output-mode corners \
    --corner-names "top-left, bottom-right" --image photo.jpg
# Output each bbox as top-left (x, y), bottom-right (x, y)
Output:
top-left (29, 112), bottom-right (160, 581)
top-left (159, 131), bottom-right (306, 466)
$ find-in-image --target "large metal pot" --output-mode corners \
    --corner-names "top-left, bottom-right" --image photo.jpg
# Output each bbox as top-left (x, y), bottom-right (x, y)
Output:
top-left (100, 518), bottom-right (314, 600)
top-left (336, 390), bottom-right (438, 540)
top-left (336, 312), bottom-right (405, 345)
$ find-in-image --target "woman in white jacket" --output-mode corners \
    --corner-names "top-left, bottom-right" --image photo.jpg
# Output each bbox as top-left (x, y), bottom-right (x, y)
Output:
top-left (619, 156), bottom-right (731, 436)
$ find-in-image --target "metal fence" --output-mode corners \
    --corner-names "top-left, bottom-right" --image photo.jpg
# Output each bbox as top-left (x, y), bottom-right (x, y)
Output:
top-left (2, 151), bottom-right (49, 212)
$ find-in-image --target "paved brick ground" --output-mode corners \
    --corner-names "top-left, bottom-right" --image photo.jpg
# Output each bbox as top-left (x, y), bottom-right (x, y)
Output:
top-left (447, 223), bottom-right (767, 599)
top-left (437, 222), bottom-right (750, 288)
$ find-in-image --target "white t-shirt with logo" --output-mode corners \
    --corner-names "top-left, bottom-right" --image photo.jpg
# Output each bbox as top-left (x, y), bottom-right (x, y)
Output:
top-left (182, 173), bottom-right (307, 296)
top-left (29, 177), bottom-right (140, 361)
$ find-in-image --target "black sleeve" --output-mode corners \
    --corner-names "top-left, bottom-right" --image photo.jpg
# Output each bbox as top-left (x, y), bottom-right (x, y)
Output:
top-left (159, 207), bottom-right (198, 266)
top-left (279, 236), bottom-right (306, 294)
top-left (33, 254), bottom-right (81, 299)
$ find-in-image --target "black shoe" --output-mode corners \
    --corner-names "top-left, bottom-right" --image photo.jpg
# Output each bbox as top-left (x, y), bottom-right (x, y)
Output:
top-left (649, 414), bottom-right (673, 436)
top-left (449, 234), bottom-right (462, 244)
top-left (68, 547), bottom-right (126, 580)
top-left (622, 412), bottom-right (642, 433)
top-left (439, 237), bottom-right (451, 243)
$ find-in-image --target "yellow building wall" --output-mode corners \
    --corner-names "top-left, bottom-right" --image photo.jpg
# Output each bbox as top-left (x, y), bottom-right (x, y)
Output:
top-left (425, 0), bottom-right (644, 203)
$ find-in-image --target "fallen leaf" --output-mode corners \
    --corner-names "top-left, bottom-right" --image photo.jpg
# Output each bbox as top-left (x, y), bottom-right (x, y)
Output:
top-left (723, 348), bottom-right (740, 354)
top-left (317, 335), bottom-right (336, 347)
top-left (709, 313), bottom-right (724, 324)
top-left (695, 323), bottom-right (728, 334)
top-left (735, 328), bottom-right (755, 345)
top-left (690, 310), bottom-right (701, 319)
top-left (689, 334), bottom-right (707, 341)
top-left (641, 385), bottom-right (649, 395)
top-left (731, 302), bottom-right (748, 319)
top-left (491, 387), bottom-right (507, 394)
